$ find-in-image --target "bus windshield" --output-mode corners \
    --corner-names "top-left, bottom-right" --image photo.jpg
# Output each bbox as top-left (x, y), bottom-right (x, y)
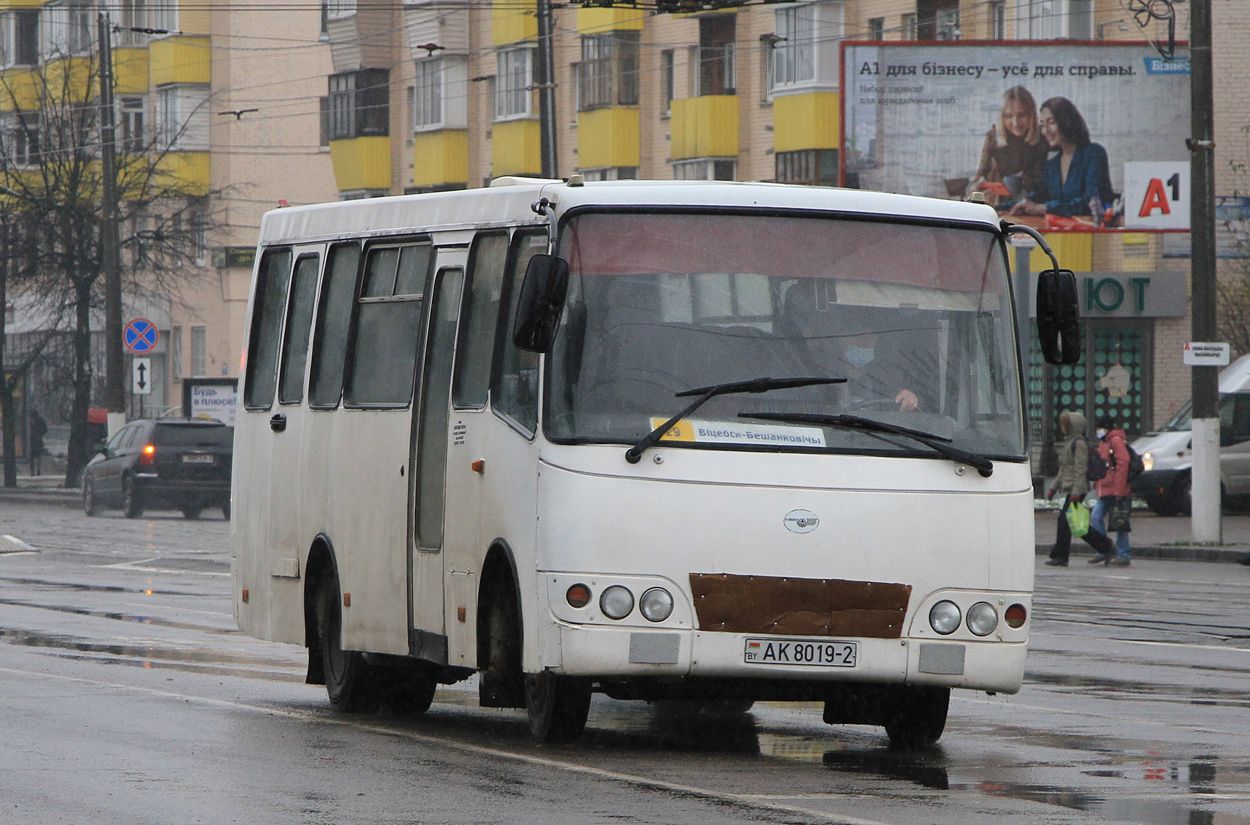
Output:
top-left (546, 210), bottom-right (1025, 460)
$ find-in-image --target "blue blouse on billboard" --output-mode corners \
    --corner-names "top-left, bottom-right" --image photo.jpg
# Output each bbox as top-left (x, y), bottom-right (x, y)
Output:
top-left (1028, 143), bottom-right (1115, 218)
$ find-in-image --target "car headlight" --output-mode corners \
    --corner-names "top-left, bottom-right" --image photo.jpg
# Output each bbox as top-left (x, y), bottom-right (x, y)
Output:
top-left (1142, 451), bottom-right (1154, 471)
top-left (966, 602), bottom-right (999, 636)
top-left (929, 600), bottom-right (961, 635)
top-left (638, 587), bottom-right (674, 622)
top-left (600, 585), bottom-right (635, 620)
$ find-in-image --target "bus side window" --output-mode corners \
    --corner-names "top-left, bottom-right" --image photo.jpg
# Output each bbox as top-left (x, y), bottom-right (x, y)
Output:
top-left (244, 248), bottom-right (294, 410)
top-left (492, 230), bottom-right (547, 434)
top-left (453, 232), bottom-right (508, 409)
top-left (309, 242), bottom-right (362, 409)
top-left (345, 242), bottom-right (433, 407)
top-left (278, 254), bottom-right (321, 405)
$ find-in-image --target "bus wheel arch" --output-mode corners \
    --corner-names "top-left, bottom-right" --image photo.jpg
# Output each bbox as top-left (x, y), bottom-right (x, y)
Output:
top-left (303, 537), bottom-right (336, 686)
top-left (476, 541), bottom-right (526, 709)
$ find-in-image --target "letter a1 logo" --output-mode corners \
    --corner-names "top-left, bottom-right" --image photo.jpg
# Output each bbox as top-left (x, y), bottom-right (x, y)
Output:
top-left (1124, 162), bottom-right (1190, 230)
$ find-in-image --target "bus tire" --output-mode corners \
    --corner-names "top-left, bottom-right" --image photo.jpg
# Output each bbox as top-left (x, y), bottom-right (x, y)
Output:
top-left (883, 686), bottom-right (949, 749)
top-left (525, 671), bottom-right (591, 743)
top-left (317, 575), bottom-right (379, 713)
top-left (376, 664), bottom-right (438, 715)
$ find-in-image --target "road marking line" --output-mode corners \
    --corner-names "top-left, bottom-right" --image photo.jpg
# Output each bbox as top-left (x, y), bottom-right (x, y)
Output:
top-left (0, 663), bottom-right (899, 825)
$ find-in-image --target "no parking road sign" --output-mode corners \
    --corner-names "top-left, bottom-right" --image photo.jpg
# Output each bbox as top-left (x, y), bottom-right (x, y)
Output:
top-left (124, 318), bottom-right (159, 354)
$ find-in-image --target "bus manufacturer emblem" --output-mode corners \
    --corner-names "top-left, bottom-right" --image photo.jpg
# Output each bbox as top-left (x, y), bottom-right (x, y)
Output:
top-left (784, 509), bottom-right (819, 534)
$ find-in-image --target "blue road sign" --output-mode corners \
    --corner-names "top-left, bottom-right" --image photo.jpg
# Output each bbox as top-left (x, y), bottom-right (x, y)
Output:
top-left (124, 318), bottom-right (159, 354)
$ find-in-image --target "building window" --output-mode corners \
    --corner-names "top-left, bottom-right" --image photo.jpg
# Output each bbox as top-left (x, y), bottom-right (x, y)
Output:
top-left (935, 7), bottom-right (960, 40)
top-left (41, 0), bottom-right (91, 57)
top-left (325, 0), bottom-right (355, 19)
top-left (579, 167), bottom-right (638, 181)
top-left (150, 0), bottom-right (177, 33)
top-left (155, 84), bottom-right (210, 151)
top-left (660, 49), bottom-right (674, 115)
top-left (327, 68), bottom-right (389, 140)
top-left (120, 96), bottom-right (145, 153)
top-left (901, 13), bottom-right (917, 40)
top-left (868, 17), bottom-right (884, 40)
top-left (989, 1), bottom-right (1006, 39)
top-left (776, 149), bottom-right (837, 186)
top-left (1, 112), bottom-right (40, 167)
top-left (697, 16), bottom-right (735, 96)
top-left (773, 6), bottom-right (814, 87)
top-left (118, 0), bottom-right (147, 46)
top-left (577, 32), bottom-right (639, 112)
top-left (495, 47), bottom-right (533, 120)
top-left (191, 326), bottom-right (206, 378)
top-left (192, 211), bottom-right (208, 266)
top-left (170, 325), bottom-right (182, 381)
top-left (414, 58), bottom-right (443, 129)
top-left (1015, 0), bottom-right (1092, 40)
top-left (0, 10), bottom-right (39, 67)
top-left (672, 158), bottom-right (735, 181)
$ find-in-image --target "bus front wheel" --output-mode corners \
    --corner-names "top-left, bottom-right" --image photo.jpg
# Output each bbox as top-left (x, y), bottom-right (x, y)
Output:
top-left (883, 686), bottom-right (949, 748)
top-left (317, 576), bottom-right (379, 713)
top-left (525, 671), bottom-right (591, 743)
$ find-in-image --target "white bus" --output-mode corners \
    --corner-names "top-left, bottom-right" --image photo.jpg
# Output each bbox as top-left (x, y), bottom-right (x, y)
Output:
top-left (232, 178), bottom-right (1077, 746)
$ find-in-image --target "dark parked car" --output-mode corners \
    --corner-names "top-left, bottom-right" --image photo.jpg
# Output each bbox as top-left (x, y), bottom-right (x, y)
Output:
top-left (83, 418), bottom-right (233, 519)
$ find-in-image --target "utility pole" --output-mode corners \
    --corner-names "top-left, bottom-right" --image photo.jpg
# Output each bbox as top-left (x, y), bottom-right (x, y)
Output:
top-left (98, 12), bottom-right (125, 436)
top-left (1189, 0), bottom-right (1220, 543)
top-left (535, 0), bottom-right (558, 179)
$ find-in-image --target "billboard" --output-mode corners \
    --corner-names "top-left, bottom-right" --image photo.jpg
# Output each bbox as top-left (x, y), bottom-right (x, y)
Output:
top-left (841, 43), bottom-right (1191, 232)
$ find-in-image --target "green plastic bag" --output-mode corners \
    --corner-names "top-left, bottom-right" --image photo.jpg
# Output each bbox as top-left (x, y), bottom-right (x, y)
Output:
top-left (1065, 501), bottom-right (1090, 538)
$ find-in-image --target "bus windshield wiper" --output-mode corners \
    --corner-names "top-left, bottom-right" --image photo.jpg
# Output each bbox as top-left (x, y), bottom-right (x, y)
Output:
top-left (739, 411), bottom-right (994, 477)
top-left (625, 377), bottom-right (846, 464)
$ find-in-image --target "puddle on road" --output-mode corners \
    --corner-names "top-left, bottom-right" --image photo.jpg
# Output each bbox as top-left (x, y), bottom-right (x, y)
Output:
top-left (0, 596), bottom-right (232, 635)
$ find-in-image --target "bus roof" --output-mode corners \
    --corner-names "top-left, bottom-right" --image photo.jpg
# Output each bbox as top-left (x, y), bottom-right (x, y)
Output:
top-left (256, 179), bottom-right (1002, 247)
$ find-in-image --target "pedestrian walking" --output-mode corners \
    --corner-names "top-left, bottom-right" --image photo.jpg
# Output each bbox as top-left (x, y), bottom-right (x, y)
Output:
top-left (1086, 414), bottom-right (1132, 566)
top-left (28, 409), bottom-right (47, 477)
top-left (1046, 410), bottom-right (1089, 566)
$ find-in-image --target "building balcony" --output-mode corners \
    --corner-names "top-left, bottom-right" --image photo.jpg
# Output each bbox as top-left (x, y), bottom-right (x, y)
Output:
top-left (413, 130), bottom-right (468, 189)
top-left (772, 91), bottom-right (839, 153)
top-left (329, 136), bottom-right (391, 193)
top-left (578, 107), bottom-right (639, 170)
top-left (491, 119), bottom-right (540, 177)
top-left (670, 95), bottom-right (737, 161)
top-left (155, 151), bottom-right (210, 196)
top-left (113, 47), bottom-right (150, 95)
top-left (150, 37), bottom-right (211, 87)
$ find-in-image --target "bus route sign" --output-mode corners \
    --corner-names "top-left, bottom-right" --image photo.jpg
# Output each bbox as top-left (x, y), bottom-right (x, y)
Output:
top-left (124, 318), bottom-right (159, 354)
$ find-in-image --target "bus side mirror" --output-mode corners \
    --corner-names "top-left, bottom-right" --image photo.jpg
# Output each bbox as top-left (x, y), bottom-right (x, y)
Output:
top-left (513, 254), bottom-right (570, 353)
top-left (1036, 268), bottom-right (1081, 365)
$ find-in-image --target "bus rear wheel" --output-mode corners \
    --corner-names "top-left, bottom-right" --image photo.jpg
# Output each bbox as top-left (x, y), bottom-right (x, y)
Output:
top-left (525, 671), bottom-right (591, 743)
top-left (883, 686), bottom-right (949, 749)
top-left (317, 575), bottom-right (379, 713)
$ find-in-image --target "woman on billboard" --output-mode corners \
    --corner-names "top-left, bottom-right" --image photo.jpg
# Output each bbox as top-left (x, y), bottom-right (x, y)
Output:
top-left (1010, 96), bottom-right (1116, 224)
top-left (968, 86), bottom-right (1049, 209)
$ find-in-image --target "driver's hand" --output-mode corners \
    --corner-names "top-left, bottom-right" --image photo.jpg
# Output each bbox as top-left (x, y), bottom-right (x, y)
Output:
top-left (895, 389), bottom-right (919, 412)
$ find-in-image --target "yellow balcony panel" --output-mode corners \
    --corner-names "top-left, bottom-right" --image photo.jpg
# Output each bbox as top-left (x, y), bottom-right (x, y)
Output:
top-left (329, 136), bottom-right (391, 193)
top-left (413, 130), bottom-right (468, 188)
top-left (1030, 233), bottom-right (1092, 273)
top-left (178, 6), bottom-right (210, 36)
top-left (113, 47), bottom-right (150, 95)
top-left (491, 119), bottom-right (541, 177)
top-left (772, 91), bottom-right (839, 153)
top-left (0, 0), bottom-right (41, 8)
top-left (578, 107), bottom-right (639, 170)
top-left (156, 151), bottom-right (210, 196)
top-left (150, 36), bottom-right (211, 87)
top-left (577, 7), bottom-right (645, 32)
top-left (0, 68), bottom-right (40, 111)
top-left (670, 96), bottom-right (738, 161)
top-left (493, 4), bottom-right (536, 46)
top-left (41, 56), bottom-right (95, 101)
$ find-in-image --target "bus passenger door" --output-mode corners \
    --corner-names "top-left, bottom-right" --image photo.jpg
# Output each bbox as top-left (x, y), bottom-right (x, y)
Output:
top-left (411, 263), bottom-right (466, 655)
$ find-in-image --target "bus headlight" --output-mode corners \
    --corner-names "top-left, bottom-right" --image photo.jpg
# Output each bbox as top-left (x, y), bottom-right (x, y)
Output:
top-left (966, 602), bottom-right (999, 636)
top-left (639, 588), bottom-right (674, 622)
top-left (929, 600), bottom-right (961, 635)
top-left (1142, 451), bottom-right (1154, 471)
top-left (600, 585), bottom-right (635, 619)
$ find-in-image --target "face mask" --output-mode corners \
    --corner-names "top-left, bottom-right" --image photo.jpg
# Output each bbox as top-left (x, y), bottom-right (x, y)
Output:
top-left (845, 345), bottom-right (876, 367)
top-left (1096, 428), bottom-right (1107, 439)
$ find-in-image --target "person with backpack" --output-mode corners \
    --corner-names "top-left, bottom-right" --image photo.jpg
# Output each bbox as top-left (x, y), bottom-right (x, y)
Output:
top-left (1046, 410), bottom-right (1089, 566)
top-left (1086, 414), bottom-right (1132, 566)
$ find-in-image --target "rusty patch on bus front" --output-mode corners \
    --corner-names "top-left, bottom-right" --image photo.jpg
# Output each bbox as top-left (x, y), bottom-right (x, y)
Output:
top-left (689, 573), bottom-right (911, 639)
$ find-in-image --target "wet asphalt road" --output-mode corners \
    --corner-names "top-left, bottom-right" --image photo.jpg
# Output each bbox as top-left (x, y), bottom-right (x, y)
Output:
top-left (1, 501), bottom-right (1249, 825)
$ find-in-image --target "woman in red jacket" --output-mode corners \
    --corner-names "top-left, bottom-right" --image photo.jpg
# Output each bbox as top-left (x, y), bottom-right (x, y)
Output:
top-left (1085, 414), bottom-right (1132, 566)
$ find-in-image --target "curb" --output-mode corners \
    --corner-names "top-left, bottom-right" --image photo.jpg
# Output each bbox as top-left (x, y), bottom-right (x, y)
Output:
top-left (1035, 543), bottom-right (1249, 564)
top-left (0, 487), bottom-right (82, 508)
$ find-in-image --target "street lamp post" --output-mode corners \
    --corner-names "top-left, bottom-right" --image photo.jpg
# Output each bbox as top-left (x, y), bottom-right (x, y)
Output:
top-left (98, 12), bottom-right (124, 435)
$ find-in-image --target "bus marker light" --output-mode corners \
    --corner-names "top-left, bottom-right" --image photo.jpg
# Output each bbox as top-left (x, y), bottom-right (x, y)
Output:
top-left (566, 584), bottom-right (591, 608)
top-left (600, 586), bottom-right (634, 619)
top-left (457, 606), bottom-right (466, 622)
top-left (929, 600), bottom-right (961, 635)
top-left (1005, 604), bottom-right (1027, 628)
top-left (639, 588), bottom-right (674, 622)
top-left (241, 589), bottom-right (249, 603)
top-left (343, 592), bottom-right (351, 608)
top-left (471, 459), bottom-right (485, 474)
